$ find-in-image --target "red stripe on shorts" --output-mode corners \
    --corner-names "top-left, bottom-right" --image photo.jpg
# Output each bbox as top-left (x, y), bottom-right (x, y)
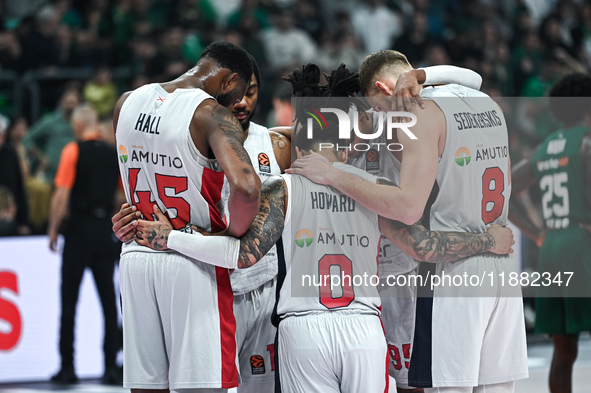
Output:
top-left (216, 266), bottom-right (239, 388)
top-left (202, 167), bottom-right (238, 387)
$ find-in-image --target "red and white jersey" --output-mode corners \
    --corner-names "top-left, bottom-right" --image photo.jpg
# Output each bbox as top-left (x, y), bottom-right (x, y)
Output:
top-left (116, 83), bottom-right (229, 255)
top-left (276, 164), bottom-right (382, 319)
top-left (420, 84), bottom-right (511, 233)
top-left (116, 83), bottom-right (240, 389)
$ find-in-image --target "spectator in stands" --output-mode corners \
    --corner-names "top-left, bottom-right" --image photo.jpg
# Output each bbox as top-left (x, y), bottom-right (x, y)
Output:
top-left (260, 9), bottom-right (317, 73)
top-left (0, 115), bottom-right (30, 236)
top-left (48, 105), bottom-right (121, 385)
top-left (23, 87), bottom-right (80, 183)
top-left (6, 116), bottom-right (51, 233)
top-left (392, 12), bottom-right (435, 64)
top-left (233, 14), bottom-right (267, 71)
top-left (228, 0), bottom-right (270, 31)
top-left (170, 0), bottom-right (217, 32)
top-left (18, 6), bottom-right (60, 71)
top-left (0, 29), bottom-right (22, 71)
top-left (352, 0), bottom-right (402, 56)
top-left (83, 67), bottom-right (118, 120)
top-left (294, 0), bottom-right (323, 40)
top-left (145, 26), bottom-right (189, 82)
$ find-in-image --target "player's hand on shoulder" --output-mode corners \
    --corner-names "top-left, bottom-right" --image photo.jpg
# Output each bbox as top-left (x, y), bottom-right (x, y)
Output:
top-left (136, 205), bottom-right (172, 251)
top-left (112, 203), bottom-right (141, 242)
top-left (487, 224), bottom-right (515, 255)
top-left (392, 69), bottom-right (426, 113)
top-left (286, 150), bottom-right (334, 185)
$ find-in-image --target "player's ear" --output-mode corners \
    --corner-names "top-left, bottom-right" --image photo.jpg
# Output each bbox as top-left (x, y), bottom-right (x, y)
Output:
top-left (295, 146), bottom-right (303, 159)
top-left (359, 111), bottom-right (369, 124)
top-left (375, 81), bottom-right (392, 96)
top-left (337, 149), bottom-right (348, 164)
top-left (223, 72), bottom-right (240, 91)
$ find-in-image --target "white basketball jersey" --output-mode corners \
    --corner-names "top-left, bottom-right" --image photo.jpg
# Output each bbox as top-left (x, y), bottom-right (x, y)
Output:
top-left (116, 83), bottom-right (230, 255)
top-left (420, 85), bottom-right (511, 232)
top-left (348, 111), bottom-right (418, 276)
top-left (231, 122), bottom-right (281, 295)
top-left (276, 163), bottom-right (382, 319)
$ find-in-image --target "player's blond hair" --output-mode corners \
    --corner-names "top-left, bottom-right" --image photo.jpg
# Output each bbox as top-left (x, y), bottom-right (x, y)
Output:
top-left (359, 50), bottom-right (413, 95)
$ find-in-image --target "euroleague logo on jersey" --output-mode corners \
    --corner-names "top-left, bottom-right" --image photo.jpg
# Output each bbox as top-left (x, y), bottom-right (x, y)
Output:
top-left (366, 149), bottom-right (380, 172)
top-left (258, 152), bottom-right (271, 173)
top-left (250, 355), bottom-right (265, 375)
top-left (295, 229), bottom-right (314, 248)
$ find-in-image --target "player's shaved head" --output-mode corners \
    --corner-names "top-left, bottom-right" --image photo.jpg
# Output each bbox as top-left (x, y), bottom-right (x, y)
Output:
top-left (359, 50), bottom-right (413, 96)
top-left (198, 41), bottom-right (253, 85)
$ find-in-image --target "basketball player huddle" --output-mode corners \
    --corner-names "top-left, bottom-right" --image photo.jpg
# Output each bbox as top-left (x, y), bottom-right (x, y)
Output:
top-left (111, 42), bottom-right (528, 393)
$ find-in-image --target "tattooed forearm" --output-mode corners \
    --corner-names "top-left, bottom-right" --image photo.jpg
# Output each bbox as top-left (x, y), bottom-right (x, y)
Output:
top-left (144, 223), bottom-right (172, 251)
top-left (383, 219), bottom-right (495, 263)
top-left (211, 104), bottom-right (252, 166)
top-left (237, 176), bottom-right (287, 268)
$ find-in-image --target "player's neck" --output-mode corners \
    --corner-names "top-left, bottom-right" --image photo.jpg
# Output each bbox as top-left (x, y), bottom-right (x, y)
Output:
top-left (160, 63), bottom-right (220, 93)
top-left (243, 123), bottom-right (250, 139)
top-left (312, 149), bottom-right (345, 163)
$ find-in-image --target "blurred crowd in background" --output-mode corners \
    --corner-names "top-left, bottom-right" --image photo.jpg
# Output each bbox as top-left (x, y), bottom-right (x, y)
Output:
top-left (0, 0), bottom-right (590, 245)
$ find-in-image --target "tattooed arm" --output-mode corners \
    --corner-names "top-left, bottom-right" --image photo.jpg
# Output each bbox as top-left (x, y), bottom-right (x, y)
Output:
top-left (191, 101), bottom-right (261, 237)
top-left (379, 217), bottom-right (513, 263)
top-left (372, 178), bottom-right (514, 263)
top-left (234, 176), bottom-right (287, 268)
top-left (135, 176), bottom-right (288, 269)
top-left (269, 131), bottom-right (292, 173)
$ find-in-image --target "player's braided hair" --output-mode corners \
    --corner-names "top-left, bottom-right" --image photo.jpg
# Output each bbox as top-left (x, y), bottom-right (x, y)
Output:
top-left (285, 63), bottom-right (368, 151)
top-left (283, 63), bottom-right (326, 97)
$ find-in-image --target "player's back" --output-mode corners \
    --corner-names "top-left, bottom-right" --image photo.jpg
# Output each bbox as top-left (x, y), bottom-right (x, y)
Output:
top-left (533, 125), bottom-right (591, 230)
top-left (116, 83), bottom-right (228, 255)
top-left (421, 85), bottom-right (510, 234)
top-left (348, 111), bottom-right (417, 277)
top-left (276, 163), bottom-right (382, 319)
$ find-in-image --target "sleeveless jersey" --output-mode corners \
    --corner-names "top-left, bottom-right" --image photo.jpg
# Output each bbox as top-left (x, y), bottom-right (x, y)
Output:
top-left (116, 83), bottom-right (229, 255)
top-left (532, 126), bottom-right (591, 230)
top-left (277, 163), bottom-right (382, 318)
top-left (231, 122), bottom-right (281, 294)
top-left (348, 111), bottom-right (418, 276)
top-left (420, 84), bottom-right (511, 232)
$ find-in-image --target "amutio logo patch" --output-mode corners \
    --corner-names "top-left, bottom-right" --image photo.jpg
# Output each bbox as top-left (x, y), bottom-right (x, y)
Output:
top-left (295, 229), bottom-right (314, 248)
top-left (455, 147), bottom-right (471, 167)
top-left (118, 145), bottom-right (128, 163)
